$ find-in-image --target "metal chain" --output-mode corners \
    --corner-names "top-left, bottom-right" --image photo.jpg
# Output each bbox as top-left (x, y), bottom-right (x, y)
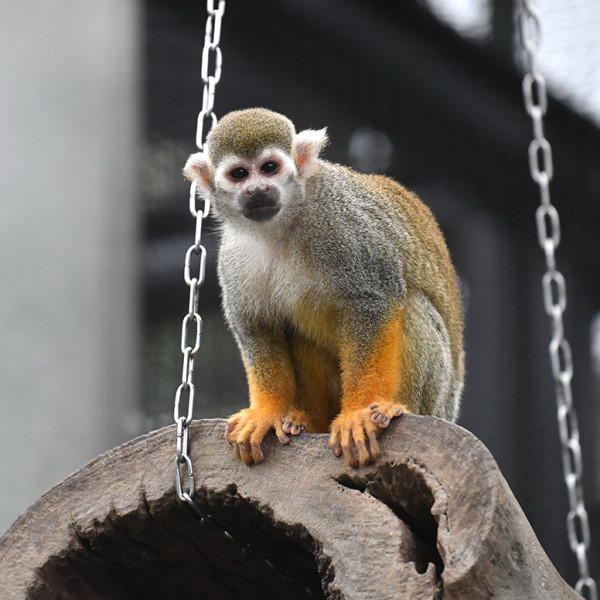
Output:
top-left (169, 9), bottom-right (317, 593)
top-left (518, 3), bottom-right (597, 598)
top-left (174, 0), bottom-right (225, 510)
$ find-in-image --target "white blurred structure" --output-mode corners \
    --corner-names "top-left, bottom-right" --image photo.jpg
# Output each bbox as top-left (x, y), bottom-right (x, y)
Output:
top-left (424, 0), bottom-right (494, 41)
top-left (425, 0), bottom-right (600, 125)
top-left (0, 2), bottom-right (141, 533)
top-left (534, 0), bottom-right (600, 126)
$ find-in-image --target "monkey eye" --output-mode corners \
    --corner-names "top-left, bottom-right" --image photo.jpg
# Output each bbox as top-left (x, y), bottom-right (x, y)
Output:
top-left (260, 161), bottom-right (278, 175)
top-left (230, 167), bottom-right (249, 180)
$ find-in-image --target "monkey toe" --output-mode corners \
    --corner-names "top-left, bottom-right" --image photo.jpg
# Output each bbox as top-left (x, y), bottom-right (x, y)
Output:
top-left (235, 440), bottom-right (254, 465)
top-left (369, 401), bottom-right (407, 428)
top-left (281, 409), bottom-right (311, 436)
top-left (283, 421), bottom-right (305, 435)
top-left (331, 442), bottom-right (342, 457)
top-left (250, 443), bottom-right (264, 463)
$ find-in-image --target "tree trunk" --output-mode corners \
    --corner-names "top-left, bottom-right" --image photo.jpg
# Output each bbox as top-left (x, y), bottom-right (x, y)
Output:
top-left (0, 416), bottom-right (578, 599)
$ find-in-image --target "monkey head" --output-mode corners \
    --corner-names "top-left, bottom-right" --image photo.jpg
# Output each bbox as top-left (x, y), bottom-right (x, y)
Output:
top-left (183, 108), bottom-right (328, 228)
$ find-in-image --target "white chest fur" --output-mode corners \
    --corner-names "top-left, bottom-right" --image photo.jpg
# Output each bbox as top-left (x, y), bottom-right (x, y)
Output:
top-left (221, 229), bottom-right (321, 320)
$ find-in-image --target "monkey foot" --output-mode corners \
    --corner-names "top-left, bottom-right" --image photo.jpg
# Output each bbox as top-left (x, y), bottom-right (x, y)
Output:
top-left (226, 407), bottom-right (289, 465)
top-left (281, 409), bottom-right (311, 435)
top-left (330, 402), bottom-right (407, 468)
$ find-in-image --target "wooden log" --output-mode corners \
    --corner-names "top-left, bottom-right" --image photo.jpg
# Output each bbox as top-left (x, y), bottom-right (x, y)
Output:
top-left (0, 416), bottom-right (578, 599)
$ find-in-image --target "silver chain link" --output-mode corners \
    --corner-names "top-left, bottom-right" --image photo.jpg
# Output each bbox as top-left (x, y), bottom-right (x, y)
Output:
top-left (174, 0), bottom-right (225, 510)
top-left (518, 3), bottom-right (597, 598)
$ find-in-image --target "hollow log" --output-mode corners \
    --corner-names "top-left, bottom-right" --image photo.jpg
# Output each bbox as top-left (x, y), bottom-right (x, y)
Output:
top-left (0, 416), bottom-right (578, 599)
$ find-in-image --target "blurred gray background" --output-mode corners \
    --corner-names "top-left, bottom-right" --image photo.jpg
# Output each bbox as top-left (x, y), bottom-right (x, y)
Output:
top-left (0, 0), bottom-right (141, 534)
top-left (1, 0), bottom-right (599, 588)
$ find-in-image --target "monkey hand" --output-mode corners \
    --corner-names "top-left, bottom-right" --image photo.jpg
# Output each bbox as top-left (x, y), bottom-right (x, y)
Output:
top-left (226, 407), bottom-right (308, 465)
top-left (329, 401), bottom-right (406, 468)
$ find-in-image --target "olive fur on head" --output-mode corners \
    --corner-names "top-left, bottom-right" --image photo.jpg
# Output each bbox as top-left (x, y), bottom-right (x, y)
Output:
top-left (206, 108), bottom-right (296, 166)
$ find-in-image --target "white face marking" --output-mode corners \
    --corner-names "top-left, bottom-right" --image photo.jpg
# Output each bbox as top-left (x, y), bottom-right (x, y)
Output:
top-left (214, 148), bottom-right (297, 195)
top-left (211, 147), bottom-right (303, 230)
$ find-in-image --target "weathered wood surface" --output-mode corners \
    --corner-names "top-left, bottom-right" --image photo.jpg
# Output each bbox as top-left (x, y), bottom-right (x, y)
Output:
top-left (0, 416), bottom-right (577, 599)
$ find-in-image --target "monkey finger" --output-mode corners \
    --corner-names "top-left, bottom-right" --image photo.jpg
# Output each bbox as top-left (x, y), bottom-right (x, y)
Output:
top-left (282, 420), bottom-right (293, 434)
top-left (354, 437), bottom-right (371, 466)
top-left (340, 427), bottom-right (358, 468)
top-left (227, 417), bottom-right (240, 435)
top-left (226, 419), bottom-right (243, 444)
top-left (290, 424), bottom-right (303, 435)
top-left (330, 430), bottom-right (342, 457)
top-left (351, 424), bottom-right (372, 466)
top-left (238, 441), bottom-right (253, 465)
top-left (251, 443), bottom-right (264, 463)
top-left (367, 429), bottom-right (380, 460)
top-left (342, 443), bottom-right (358, 469)
top-left (225, 426), bottom-right (237, 444)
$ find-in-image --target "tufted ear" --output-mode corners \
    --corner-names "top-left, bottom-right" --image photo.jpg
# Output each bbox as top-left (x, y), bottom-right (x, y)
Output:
top-left (183, 152), bottom-right (213, 194)
top-left (294, 127), bottom-right (328, 178)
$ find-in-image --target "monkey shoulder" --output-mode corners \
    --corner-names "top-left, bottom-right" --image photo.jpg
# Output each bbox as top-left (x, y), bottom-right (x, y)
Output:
top-left (313, 162), bottom-right (440, 233)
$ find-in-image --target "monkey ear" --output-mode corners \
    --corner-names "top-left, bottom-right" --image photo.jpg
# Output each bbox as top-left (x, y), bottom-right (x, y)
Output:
top-left (295, 127), bottom-right (328, 178)
top-left (183, 152), bottom-right (212, 193)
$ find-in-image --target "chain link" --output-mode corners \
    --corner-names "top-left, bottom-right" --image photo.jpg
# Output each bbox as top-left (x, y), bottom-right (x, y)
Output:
top-left (195, 0), bottom-right (224, 152)
top-left (173, 0), bottom-right (225, 508)
top-left (168, 10), bottom-right (316, 593)
top-left (518, 3), bottom-right (597, 598)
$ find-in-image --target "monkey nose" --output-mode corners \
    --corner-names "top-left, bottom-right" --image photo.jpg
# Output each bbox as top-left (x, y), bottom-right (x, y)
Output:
top-left (241, 190), bottom-right (281, 222)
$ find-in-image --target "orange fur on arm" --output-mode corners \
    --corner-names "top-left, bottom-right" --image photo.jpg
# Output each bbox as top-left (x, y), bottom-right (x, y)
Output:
top-left (243, 352), bottom-right (296, 415)
top-left (339, 308), bottom-right (407, 412)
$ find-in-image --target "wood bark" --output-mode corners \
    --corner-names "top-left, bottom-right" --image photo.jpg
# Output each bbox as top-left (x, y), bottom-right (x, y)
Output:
top-left (0, 416), bottom-right (578, 599)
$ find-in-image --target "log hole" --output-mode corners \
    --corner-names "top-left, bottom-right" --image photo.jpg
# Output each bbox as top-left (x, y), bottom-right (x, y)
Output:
top-left (335, 462), bottom-right (443, 578)
top-left (29, 487), bottom-right (328, 600)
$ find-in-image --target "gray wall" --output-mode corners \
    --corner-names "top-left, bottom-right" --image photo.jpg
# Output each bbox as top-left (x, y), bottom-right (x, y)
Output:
top-left (0, 1), bottom-right (141, 534)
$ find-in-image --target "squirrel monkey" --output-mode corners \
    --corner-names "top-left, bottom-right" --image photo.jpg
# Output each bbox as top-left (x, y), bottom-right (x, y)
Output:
top-left (184, 108), bottom-right (464, 468)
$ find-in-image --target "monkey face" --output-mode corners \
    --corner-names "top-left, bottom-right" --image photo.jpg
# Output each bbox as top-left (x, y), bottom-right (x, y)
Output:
top-left (183, 109), bottom-right (329, 231)
top-left (212, 147), bottom-right (299, 225)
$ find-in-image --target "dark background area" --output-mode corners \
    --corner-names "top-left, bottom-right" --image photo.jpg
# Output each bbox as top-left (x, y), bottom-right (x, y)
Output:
top-left (141, 0), bottom-right (600, 586)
